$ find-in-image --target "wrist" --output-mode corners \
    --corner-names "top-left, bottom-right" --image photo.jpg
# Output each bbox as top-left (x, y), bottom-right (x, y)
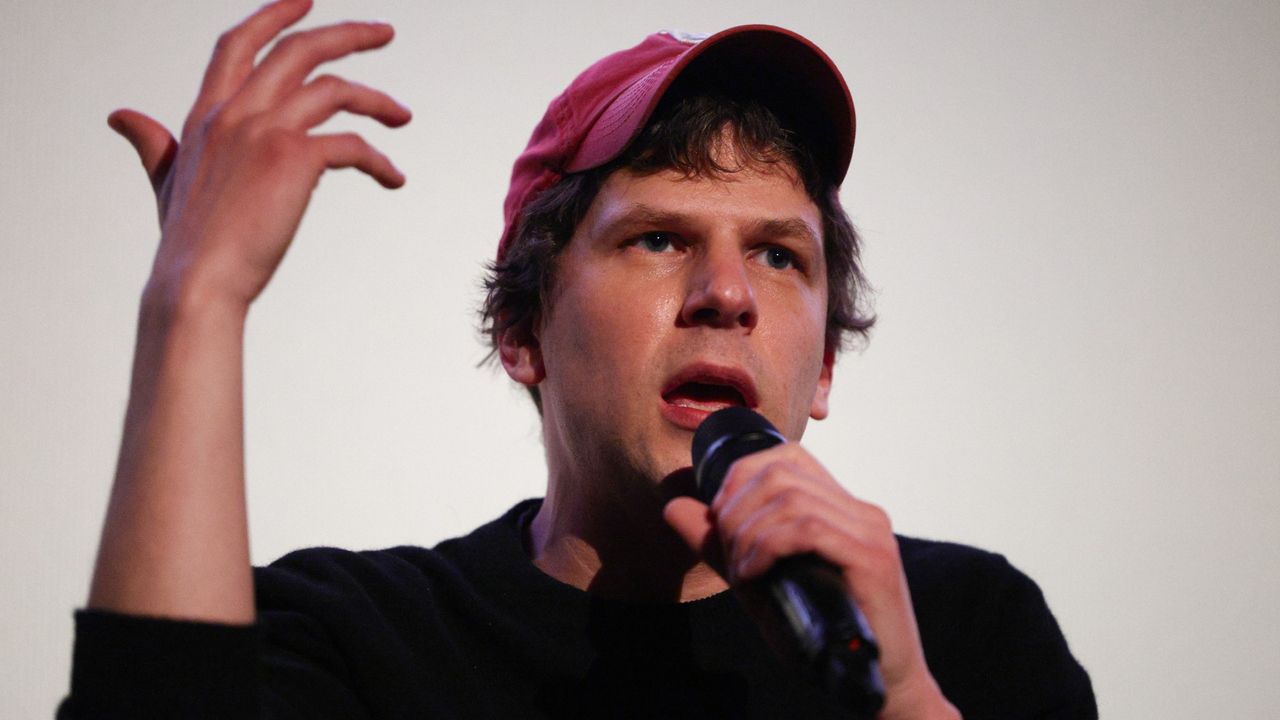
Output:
top-left (141, 266), bottom-right (250, 328)
top-left (879, 671), bottom-right (961, 720)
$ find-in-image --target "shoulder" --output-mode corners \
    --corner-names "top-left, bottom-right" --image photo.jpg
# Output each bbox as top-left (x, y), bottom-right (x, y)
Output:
top-left (895, 534), bottom-right (1034, 609)
top-left (252, 545), bottom-right (448, 609)
top-left (252, 498), bottom-right (540, 614)
top-left (895, 534), bottom-right (1078, 648)
top-left (896, 535), bottom-right (1097, 719)
top-left (243, 501), bottom-right (541, 696)
top-left (895, 534), bottom-right (1012, 578)
top-left (895, 533), bottom-right (1060, 646)
top-left (894, 535), bottom-right (1057, 658)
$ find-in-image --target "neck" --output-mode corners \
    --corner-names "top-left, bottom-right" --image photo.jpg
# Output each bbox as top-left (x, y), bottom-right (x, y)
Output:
top-left (527, 469), bottom-right (728, 603)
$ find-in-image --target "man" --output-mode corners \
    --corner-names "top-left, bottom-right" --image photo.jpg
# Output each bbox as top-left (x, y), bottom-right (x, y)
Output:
top-left (61, 1), bottom-right (1095, 717)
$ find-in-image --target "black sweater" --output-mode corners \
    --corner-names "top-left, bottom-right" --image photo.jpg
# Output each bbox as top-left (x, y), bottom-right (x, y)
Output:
top-left (60, 499), bottom-right (1096, 718)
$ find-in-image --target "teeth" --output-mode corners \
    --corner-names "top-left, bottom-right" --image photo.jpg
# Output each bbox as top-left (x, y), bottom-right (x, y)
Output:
top-left (669, 396), bottom-right (737, 411)
top-left (664, 382), bottom-right (745, 409)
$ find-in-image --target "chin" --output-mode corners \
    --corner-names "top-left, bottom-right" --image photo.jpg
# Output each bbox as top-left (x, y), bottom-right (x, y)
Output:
top-left (639, 436), bottom-right (696, 493)
top-left (657, 465), bottom-right (698, 500)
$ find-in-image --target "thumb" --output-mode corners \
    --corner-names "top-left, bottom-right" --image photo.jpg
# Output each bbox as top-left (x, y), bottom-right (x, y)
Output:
top-left (663, 497), bottom-right (726, 575)
top-left (107, 108), bottom-right (177, 192)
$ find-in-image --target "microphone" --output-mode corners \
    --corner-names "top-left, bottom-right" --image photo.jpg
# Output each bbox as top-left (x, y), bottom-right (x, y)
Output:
top-left (692, 406), bottom-right (885, 717)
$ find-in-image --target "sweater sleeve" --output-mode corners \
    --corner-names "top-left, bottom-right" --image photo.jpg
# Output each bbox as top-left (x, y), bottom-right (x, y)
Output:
top-left (58, 567), bottom-right (377, 720)
top-left (57, 609), bottom-right (259, 719)
top-left (59, 544), bottom-right (452, 719)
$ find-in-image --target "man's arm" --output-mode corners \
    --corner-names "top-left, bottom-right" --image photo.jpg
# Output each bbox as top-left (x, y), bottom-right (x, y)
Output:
top-left (86, 0), bottom-right (410, 625)
top-left (88, 282), bottom-right (254, 622)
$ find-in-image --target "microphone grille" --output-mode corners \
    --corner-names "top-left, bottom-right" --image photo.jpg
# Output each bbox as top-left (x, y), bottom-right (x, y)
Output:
top-left (691, 406), bottom-right (780, 465)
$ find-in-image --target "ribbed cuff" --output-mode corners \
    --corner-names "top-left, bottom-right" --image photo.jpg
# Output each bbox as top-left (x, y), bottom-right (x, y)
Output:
top-left (60, 609), bottom-right (259, 719)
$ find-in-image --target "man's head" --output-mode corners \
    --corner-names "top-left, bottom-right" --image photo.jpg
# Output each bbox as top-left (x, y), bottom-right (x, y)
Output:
top-left (479, 26), bottom-right (874, 486)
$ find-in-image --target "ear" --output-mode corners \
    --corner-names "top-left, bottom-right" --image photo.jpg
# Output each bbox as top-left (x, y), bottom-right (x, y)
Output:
top-left (498, 320), bottom-right (545, 387)
top-left (809, 344), bottom-right (835, 421)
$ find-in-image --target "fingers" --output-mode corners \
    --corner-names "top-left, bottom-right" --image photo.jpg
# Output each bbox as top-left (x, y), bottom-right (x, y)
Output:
top-left (178, 5), bottom-right (407, 194)
top-left (713, 445), bottom-right (860, 532)
top-left (278, 75), bottom-right (412, 130)
top-left (108, 109), bottom-right (179, 192)
top-left (663, 497), bottom-right (714, 552)
top-left (663, 497), bottom-right (731, 577)
top-left (730, 491), bottom-right (853, 580)
top-left (703, 444), bottom-right (894, 585)
top-left (733, 503), bottom-right (891, 584)
top-left (190, 0), bottom-right (313, 129)
top-left (712, 443), bottom-right (836, 512)
top-left (235, 21), bottom-right (395, 111)
top-left (311, 133), bottom-right (405, 188)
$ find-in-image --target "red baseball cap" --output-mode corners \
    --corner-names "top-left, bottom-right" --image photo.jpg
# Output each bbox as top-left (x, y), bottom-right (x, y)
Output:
top-left (498, 25), bottom-right (856, 259)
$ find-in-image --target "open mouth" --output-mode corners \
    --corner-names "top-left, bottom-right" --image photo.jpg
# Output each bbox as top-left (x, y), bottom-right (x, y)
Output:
top-left (659, 364), bottom-right (758, 432)
top-left (662, 381), bottom-right (749, 412)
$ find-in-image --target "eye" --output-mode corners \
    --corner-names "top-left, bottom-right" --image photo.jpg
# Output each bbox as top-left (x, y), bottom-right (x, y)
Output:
top-left (634, 231), bottom-right (679, 253)
top-left (756, 246), bottom-right (798, 271)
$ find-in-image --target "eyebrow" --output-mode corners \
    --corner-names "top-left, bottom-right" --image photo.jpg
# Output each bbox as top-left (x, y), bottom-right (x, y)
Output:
top-left (593, 204), bottom-right (690, 239)
top-left (746, 217), bottom-right (822, 252)
top-left (595, 203), bottom-right (822, 251)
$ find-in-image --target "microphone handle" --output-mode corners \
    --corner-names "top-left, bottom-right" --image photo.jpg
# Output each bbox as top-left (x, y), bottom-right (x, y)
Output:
top-left (763, 554), bottom-right (885, 715)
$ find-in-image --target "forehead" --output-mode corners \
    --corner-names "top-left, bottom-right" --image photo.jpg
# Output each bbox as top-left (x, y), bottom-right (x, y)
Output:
top-left (579, 161), bottom-right (823, 247)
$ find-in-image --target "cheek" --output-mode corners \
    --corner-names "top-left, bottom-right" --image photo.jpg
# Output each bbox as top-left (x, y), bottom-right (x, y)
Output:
top-left (777, 338), bottom-right (824, 399)
top-left (543, 274), bottom-right (673, 387)
top-left (758, 289), bottom-right (828, 422)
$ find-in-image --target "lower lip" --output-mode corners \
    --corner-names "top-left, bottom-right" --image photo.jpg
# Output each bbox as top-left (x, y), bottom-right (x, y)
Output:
top-left (660, 401), bottom-right (721, 431)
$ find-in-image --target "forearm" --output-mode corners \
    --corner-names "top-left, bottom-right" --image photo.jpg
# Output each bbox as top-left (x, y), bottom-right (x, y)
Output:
top-left (87, 279), bottom-right (254, 624)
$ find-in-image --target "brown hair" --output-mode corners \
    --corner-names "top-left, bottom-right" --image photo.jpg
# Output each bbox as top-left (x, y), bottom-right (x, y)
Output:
top-left (480, 93), bottom-right (876, 411)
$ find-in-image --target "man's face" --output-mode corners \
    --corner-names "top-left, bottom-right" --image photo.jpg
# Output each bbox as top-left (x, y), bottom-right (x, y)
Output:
top-left (501, 156), bottom-right (833, 488)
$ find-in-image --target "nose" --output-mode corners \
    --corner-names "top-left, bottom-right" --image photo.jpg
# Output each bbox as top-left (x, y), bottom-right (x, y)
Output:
top-left (679, 243), bottom-right (758, 330)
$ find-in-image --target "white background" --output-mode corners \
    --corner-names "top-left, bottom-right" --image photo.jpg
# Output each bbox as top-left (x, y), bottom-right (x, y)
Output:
top-left (2, 1), bottom-right (1277, 717)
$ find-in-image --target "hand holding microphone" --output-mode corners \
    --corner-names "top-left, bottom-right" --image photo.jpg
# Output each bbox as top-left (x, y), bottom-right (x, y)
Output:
top-left (693, 407), bottom-right (883, 716)
top-left (664, 407), bottom-right (957, 719)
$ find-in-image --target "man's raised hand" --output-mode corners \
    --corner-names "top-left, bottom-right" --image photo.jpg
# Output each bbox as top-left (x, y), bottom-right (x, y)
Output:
top-left (109, 0), bottom-right (411, 312)
top-left (86, 0), bottom-right (409, 626)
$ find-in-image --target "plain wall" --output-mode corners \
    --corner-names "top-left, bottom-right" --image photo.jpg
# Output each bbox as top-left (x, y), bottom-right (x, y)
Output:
top-left (2, 1), bottom-right (1277, 716)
